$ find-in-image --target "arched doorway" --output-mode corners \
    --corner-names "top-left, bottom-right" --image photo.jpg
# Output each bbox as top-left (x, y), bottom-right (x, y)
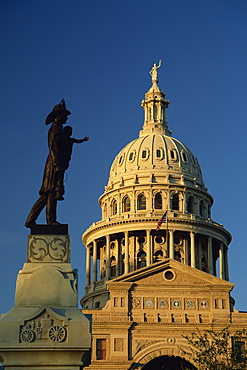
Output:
top-left (142, 355), bottom-right (196, 370)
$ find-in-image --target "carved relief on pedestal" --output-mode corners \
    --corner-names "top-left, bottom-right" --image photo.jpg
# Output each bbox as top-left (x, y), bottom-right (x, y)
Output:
top-left (27, 235), bottom-right (70, 263)
top-left (19, 308), bottom-right (68, 343)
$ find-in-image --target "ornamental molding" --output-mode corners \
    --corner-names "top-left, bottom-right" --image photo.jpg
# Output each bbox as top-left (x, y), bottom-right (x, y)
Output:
top-left (83, 216), bottom-right (231, 242)
top-left (132, 342), bottom-right (195, 369)
top-left (133, 339), bottom-right (164, 357)
top-left (27, 234), bottom-right (70, 263)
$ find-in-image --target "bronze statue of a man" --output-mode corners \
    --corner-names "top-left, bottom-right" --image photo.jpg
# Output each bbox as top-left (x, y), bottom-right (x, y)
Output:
top-left (25, 100), bottom-right (88, 228)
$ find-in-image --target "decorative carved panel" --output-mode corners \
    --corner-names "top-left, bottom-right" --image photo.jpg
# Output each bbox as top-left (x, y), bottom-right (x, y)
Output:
top-left (27, 235), bottom-right (70, 262)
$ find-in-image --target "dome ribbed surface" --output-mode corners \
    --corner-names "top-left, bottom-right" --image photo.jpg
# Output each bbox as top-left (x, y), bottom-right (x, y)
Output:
top-left (109, 133), bottom-right (203, 186)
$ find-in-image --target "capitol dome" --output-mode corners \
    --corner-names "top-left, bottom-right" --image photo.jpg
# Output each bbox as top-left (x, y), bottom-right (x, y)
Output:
top-left (102, 67), bottom-right (209, 218)
top-left (108, 131), bottom-right (204, 189)
top-left (81, 63), bottom-right (231, 310)
top-left (108, 80), bottom-right (203, 190)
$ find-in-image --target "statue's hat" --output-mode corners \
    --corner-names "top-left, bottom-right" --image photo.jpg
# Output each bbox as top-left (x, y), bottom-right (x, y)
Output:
top-left (45, 99), bottom-right (71, 125)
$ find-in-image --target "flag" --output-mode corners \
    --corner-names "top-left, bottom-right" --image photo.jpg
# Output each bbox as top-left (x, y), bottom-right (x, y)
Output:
top-left (156, 211), bottom-right (167, 231)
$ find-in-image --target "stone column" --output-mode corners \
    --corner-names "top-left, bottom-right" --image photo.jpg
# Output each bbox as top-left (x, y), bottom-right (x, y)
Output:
top-left (106, 235), bottom-right (111, 279)
top-left (116, 238), bottom-right (120, 277)
top-left (207, 236), bottom-right (214, 275)
top-left (225, 246), bottom-right (229, 281)
top-left (184, 238), bottom-right (189, 265)
top-left (190, 232), bottom-right (196, 268)
top-left (183, 194), bottom-right (186, 213)
top-left (86, 245), bottom-right (91, 286)
top-left (117, 194), bottom-right (120, 215)
top-left (169, 230), bottom-right (174, 259)
top-left (119, 241), bottom-right (124, 276)
top-left (93, 240), bottom-right (97, 282)
top-left (219, 242), bottom-right (224, 279)
top-left (124, 231), bottom-right (129, 274)
top-left (100, 248), bottom-right (104, 279)
top-left (146, 230), bottom-right (152, 266)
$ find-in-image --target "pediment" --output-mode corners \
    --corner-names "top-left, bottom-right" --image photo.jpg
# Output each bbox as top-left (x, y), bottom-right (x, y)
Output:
top-left (108, 259), bottom-right (234, 291)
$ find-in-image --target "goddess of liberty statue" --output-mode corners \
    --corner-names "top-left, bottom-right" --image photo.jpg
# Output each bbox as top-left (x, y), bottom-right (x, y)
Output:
top-left (149, 60), bottom-right (162, 82)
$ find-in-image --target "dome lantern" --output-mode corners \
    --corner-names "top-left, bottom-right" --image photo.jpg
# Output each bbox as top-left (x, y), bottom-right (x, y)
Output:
top-left (140, 60), bottom-right (171, 137)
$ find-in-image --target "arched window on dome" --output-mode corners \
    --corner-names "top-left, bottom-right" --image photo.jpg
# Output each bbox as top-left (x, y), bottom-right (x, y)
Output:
top-left (187, 196), bottom-right (194, 214)
top-left (137, 251), bottom-right (146, 269)
top-left (154, 193), bottom-right (162, 209)
top-left (171, 194), bottom-right (179, 211)
top-left (123, 196), bottom-right (131, 212)
top-left (111, 199), bottom-right (117, 216)
top-left (137, 193), bottom-right (146, 210)
top-left (199, 200), bottom-right (205, 217)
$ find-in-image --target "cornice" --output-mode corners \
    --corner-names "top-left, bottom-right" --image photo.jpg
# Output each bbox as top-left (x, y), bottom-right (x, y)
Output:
top-left (82, 216), bottom-right (231, 244)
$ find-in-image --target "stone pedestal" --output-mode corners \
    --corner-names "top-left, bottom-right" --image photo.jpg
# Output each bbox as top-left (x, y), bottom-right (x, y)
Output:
top-left (0, 226), bottom-right (91, 369)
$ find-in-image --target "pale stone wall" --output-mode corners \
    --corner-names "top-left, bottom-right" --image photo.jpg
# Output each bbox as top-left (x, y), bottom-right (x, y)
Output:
top-left (82, 259), bottom-right (247, 370)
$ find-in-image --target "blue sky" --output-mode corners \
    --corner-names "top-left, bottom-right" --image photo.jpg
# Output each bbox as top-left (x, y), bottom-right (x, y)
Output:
top-left (0, 0), bottom-right (246, 314)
